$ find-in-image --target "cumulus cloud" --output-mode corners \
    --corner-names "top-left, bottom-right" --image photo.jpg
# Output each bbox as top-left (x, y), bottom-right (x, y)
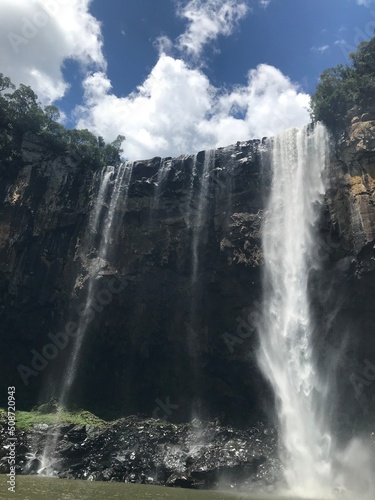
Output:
top-left (0, 0), bottom-right (105, 103)
top-left (176, 0), bottom-right (249, 57)
top-left (76, 56), bottom-right (310, 160)
top-left (0, 0), bottom-right (310, 161)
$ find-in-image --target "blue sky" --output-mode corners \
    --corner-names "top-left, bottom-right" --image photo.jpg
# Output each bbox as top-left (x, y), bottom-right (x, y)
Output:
top-left (1, 0), bottom-right (375, 159)
top-left (88, 0), bottom-right (373, 96)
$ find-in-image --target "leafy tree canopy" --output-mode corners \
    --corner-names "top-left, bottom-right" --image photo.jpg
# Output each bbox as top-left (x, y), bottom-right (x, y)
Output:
top-left (310, 35), bottom-right (375, 130)
top-left (0, 73), bottom-right (126, 170)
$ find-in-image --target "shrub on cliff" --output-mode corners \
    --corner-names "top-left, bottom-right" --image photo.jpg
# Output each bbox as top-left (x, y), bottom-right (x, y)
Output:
top-left (0, 74), bottom-right (125, 169)
top-left (310, 35), bottom-right (375, 129)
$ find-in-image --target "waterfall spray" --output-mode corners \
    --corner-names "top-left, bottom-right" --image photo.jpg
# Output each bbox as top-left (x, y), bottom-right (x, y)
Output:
top-left (258, 123), bottom-right (333, 497)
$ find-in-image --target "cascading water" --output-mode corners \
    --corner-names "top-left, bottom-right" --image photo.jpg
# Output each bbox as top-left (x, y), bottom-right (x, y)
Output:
top-left (186, 150), bottom-right (215, 421)
top-left (61, 161), bottom-right (134, 403)
top-left (153, 158), bottom-right (172, 210)
top-left (39, 161), bottom-right (134, 474)
top-left (258, 123), bottom-right (333, 497)
top-left (191, 149), bottom-right (214, 286)
top-left (183, 155), bottom-right (197, 229)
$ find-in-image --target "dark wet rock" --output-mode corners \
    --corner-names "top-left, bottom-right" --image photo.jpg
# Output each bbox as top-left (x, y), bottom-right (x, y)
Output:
top-left (0, 134), bottom-right (266, 425)
top-left (0, 122), bottom-right (375, 432)
top-left (65, 425), bottom-right (87, 443)
top-left (0, 416), bottom-right (281, 491)
top-left (361, 112), bottom-right (375, 122)
top-left (23, 457), bottom-right (41, 474)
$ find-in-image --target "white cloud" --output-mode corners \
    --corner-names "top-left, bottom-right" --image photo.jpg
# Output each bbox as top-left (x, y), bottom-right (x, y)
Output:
top-left (0, 0), bottom-right (105, 103)
top-left (312, 45), bottom-right (330, 54)
top-left (75, 56), bottom-right (214, 159)
top-left (176, 0), bottom-right (249, 57)
top-left (356, 0), bottom-right (374, 5)
top-left (0, 0), bottom-right (311, 162)
top-left (154, 35), bottom-right (174, 56)
top-left (76, 56), bottom-right (310, 161)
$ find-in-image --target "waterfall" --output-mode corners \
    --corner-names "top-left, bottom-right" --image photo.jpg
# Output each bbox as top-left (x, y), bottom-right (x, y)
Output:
top-left (191, 149), bottom-right (214, 285)
top-left (62, 161), bottom-right (133, 401)
top-left (186, 150), bottom-right (215, 421)
top-left (258, 124), bottom-right (332, 497)
top-left (154, 158), bottom-right (172, 208)
top-left (149, 158), bottom-right (172, 228)
top-left (183, 155), bottom-right (197, 229)
top-left (39, 161), bottom-right (134, 475)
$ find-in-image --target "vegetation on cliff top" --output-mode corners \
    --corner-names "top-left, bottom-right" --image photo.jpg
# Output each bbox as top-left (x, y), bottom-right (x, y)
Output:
top-left (0, 406), bottom-right (106, 430)
top-left (2, 36), bottom-right (374, 163)
top-left (310, 35), bottom-right (375, 130)
top-left (0, 73), bottom-right (125, 170)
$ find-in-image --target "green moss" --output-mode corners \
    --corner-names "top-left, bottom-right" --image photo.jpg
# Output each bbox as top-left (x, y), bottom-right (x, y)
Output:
top-left (0, 407), bottom-right (107, 430)
top-left (0, 408), bottom-right (6, 425)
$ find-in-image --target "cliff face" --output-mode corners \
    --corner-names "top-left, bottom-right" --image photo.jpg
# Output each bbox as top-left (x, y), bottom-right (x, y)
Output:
top-left (0, 123), bottom-right (374, 427)
top-left (319, 117), bottom-right (375, 430)
top-left (329, 118), bottom-right (375, 254)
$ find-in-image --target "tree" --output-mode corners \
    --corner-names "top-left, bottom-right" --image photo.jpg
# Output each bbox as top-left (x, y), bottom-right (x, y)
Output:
top-left (310, 35), bottom-right (375, 129)
top-left (0, 73), bottom-right (15, 93)
top-left (351, 37), bottom-right (375, 77)
top-left (6, 84), bottom-right (45, 135)
top-left (111, 134), bottom-right (126, 153)
top-left (0, 73), bottom-right (126, 170)
top-left (44, 105), bottom-right (60, 124)
top-left (103, 135), bottom-right (126, 165)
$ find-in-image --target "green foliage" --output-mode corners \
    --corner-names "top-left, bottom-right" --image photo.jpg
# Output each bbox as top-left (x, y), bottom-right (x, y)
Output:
top-left (103, 134), bottom-right (126, 165)
top-left (0, 74), bottom-right (15, 92)
top-left (310, 35), bottom-right (375, 129)
top-left (0, 406), bottom-right (106, 430)
top-left (0, 73), bottom-right (125, 170)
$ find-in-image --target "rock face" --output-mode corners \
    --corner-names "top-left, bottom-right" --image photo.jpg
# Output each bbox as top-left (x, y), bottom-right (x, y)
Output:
top-left (313, 118), bottom-right (375, 431)
top-left (329, 119), bottom-right (375, 253)
top-left (0, 417), bottom-right (281, 492)
top-left (0, 133), bottom-right (267, 425)
top-left (0, 123), bottom-right (375, 430)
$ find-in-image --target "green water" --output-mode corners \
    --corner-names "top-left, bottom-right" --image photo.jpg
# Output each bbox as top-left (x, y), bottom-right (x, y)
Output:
top-left (0, 476), bottom-right (308, 500)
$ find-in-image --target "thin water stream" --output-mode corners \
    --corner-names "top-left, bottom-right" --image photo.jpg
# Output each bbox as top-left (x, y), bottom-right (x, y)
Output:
top-left (39, 162), bottom-right (134, 474)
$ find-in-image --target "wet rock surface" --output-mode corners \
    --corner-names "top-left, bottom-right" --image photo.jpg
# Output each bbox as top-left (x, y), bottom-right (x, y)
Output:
top-left (0, 135), bottom-right (267, 424)
top-left (0, 126), bottom-right (375, 429)
top-left (0, 417), bottom-right (282, 492)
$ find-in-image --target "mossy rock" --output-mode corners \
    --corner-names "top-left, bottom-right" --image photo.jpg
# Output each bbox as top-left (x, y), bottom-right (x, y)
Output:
top-left (0, 407), bottom-right (107, 430)
top-left (33, 398), bottom-right (60, 414)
